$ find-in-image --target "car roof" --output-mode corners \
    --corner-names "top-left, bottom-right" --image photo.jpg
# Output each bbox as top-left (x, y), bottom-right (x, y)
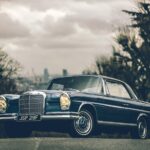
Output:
top-left (52, 74), bottom-right (126, 84)
top-left (101, 75), bottom-right (125, 83)
top-left (50, 74), bottom-right (138, 99)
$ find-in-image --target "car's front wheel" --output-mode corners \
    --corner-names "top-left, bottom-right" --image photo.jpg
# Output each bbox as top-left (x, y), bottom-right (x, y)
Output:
top-left (131, 118), bottom-right (149, 139)
top-left (69, 109), bottom-right (94, 137)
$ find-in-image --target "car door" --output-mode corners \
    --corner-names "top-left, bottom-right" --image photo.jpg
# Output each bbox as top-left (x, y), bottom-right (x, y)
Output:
top-left (96, 79), bottom-right (132, 123)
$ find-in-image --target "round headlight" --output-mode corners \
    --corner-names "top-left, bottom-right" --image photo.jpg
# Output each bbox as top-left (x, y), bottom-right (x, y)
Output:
top-left (0, 96), bottom-right (7, 113)
top-left (60, 93), bottom-right (71, 110)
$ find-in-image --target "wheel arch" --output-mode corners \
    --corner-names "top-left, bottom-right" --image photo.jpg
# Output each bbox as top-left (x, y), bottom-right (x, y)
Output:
top-left (137, 113), bottom-right (149, 124)
top-left (78, 103), bottom-right (98, 123)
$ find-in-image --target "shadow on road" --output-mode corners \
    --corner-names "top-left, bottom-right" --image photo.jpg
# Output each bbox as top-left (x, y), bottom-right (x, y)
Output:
top-left (0, 121), bottom-right (132, 139)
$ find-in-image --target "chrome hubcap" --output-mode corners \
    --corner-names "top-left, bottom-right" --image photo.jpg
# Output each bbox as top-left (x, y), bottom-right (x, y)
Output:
top-left (78, 116), bottom-right (88, 128)
top-left (74, 111), bottom-right (92, 136)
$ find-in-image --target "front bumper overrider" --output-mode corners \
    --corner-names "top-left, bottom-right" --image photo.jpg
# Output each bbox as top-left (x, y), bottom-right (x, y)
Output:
top-left (0, 112), bottom-right (79, 121)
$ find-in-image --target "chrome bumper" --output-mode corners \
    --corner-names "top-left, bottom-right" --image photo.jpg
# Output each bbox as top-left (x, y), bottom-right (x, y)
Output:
top-left (0, 112), bottom-right (79, 121)
top-left (0, 113), bottom-right (17, 121)
top-left (42, 112), bottom-right (79, 120)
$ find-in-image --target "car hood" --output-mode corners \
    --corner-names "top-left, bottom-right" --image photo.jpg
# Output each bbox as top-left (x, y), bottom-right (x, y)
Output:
top-left (39, 90), bottom-right (101, 102)
top-left (20, 90), bottom-right (80, 102)
top-left (2, 94), bottom-right (20, 101)
top-left (2, 90), bottom-right (104, 102)
top-left (40, 90), bottom-right (79, 100)
top-left (2, 90), bottom-right (79, 102)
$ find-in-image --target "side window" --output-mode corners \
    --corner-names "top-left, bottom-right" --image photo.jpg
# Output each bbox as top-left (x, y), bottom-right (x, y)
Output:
top-left (106, 81), bottom-right (131, 99)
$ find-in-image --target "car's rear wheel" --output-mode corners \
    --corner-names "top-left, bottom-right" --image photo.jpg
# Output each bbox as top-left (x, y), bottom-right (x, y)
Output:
top-left (131, 118), bottom-right (149, 139)
top-left (69, 109), bottom-right (94, 137)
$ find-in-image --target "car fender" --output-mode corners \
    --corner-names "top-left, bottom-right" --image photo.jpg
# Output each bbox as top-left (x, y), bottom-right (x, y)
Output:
top-left (137, 113), bottom-right (149, 122)
top-left (78, 102), bottom-right (98, 121)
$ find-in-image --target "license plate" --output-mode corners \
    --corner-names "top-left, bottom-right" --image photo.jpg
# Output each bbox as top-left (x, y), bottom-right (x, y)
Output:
top-left (18, 115), bottom-right (41, 121)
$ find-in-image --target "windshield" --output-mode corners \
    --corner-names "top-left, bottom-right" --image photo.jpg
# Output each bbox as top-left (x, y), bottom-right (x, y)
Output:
top-left (48, 76), bottom-right (103, 94)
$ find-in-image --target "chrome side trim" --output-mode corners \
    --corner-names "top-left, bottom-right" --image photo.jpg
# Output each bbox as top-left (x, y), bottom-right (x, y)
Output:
top-left (75, 100), bottom-right (150, 114)
top-left (46, 112), bottom-right (79, 115)
top-left (97, 120), bottom-right (137, 127)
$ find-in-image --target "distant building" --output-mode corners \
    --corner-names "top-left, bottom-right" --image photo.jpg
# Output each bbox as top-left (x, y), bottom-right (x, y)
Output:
top-left (62, 69), bottom-right (68, 76)
top-left (43, 68), bottom-right (49, 82)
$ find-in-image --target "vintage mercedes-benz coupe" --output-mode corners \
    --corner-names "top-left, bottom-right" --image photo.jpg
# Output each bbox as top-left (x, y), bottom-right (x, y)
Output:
top-left (0, 75), bottom-right (150, 139)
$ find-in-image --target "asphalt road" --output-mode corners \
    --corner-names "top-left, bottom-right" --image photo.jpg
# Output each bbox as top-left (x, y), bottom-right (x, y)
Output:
top-left (0, 137), bottom-right (150, 150)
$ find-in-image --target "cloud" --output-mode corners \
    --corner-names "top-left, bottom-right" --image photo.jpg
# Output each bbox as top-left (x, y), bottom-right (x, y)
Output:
top-left (0, 13), bottom-right (30, 38)
top-left (0, 0), bottom-right (135, 75)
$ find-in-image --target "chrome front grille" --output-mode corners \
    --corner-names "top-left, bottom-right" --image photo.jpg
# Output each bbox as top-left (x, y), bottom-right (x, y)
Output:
top-left (19, 94), bottom-right (45, 115)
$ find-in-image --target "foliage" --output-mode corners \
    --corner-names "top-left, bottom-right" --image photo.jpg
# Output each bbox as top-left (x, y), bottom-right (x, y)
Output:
top-left (0, 48), bottom-right (21, 94)
top-left (83, 1), bottom-right (150, 100)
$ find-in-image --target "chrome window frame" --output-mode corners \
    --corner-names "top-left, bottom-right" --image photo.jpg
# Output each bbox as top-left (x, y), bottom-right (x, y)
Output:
top-left (102, 77), bottom-right (138, 100)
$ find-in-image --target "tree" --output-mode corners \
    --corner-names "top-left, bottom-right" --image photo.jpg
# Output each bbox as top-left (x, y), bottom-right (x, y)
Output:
top-left (123, 2), bottom-right (150, 99)
top-left (83, 1), bottom-right (150, 100)
top-left (0, 48), bottom-right (21, 94)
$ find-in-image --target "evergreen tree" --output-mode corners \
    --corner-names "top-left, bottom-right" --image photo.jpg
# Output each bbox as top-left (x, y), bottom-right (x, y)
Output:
top-left (83, 1), bottom-right (150, 100)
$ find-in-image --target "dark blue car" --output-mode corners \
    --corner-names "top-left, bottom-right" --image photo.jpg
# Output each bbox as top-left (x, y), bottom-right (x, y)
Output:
top-left (0, 75), bottom-right (150, 139)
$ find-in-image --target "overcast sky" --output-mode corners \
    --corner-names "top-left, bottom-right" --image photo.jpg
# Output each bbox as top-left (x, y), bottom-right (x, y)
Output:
top-left (0, 0), bottom-right (135, 76)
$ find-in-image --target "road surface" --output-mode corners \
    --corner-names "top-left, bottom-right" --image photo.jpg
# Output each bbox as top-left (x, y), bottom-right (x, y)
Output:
top-left (0, 137), bottom-right (150, 150)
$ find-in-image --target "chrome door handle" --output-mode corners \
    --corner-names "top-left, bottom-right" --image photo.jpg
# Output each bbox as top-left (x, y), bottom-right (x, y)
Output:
top-left (123, 103), bottom-right (129, 106)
